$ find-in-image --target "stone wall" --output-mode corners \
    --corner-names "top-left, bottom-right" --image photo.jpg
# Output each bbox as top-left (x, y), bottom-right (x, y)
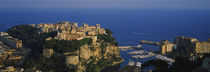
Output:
top-left (65, 56), bottom-right (79, 65)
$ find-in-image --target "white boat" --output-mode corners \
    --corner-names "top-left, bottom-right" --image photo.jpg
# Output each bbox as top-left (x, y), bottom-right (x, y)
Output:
top-left (127, 50), bottom-right (145, 55)
top-left (155, 54), bottom-right (175, 62)
top-left (136, 62), bottom-right (142, 67)
top-left (132, 54), bottom-right (154, 59)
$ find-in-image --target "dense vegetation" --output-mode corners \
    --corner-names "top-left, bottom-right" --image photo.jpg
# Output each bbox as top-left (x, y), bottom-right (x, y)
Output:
top-left (169, 56), bottom-right (201, 72)
top-left (46, 38), bottom-right (92, 53)
top-left (7, 25), bottom-right (57, 57)
top-left (23, 54), bottom-right (74, 72)
top-left (97, 29), bottom-right (118, 46)
top-left (97, 29), bottom-right (119, 55)
top-left (86, 56), bottom-right (122, 72)
top-left (142, 59), bottom-right (169, 72)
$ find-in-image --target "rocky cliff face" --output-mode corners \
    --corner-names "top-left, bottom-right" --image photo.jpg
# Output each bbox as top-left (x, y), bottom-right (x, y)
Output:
top-left (103, 45), bottom-right (120, 59)
top-left (79, 44), bottom-right (101, 60)
top-left (66, 42), bottom-right (122, 72)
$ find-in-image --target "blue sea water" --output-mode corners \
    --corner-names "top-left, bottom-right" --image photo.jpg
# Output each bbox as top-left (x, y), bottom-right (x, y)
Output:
top-left (0, 8), bottom-right (210, 69)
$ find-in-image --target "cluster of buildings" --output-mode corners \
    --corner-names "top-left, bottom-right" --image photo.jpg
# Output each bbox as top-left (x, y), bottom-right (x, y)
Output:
top-left (175, 36), bottom-right (210, 55)
top-left (30, 21), bottom-right (106, 43)
top-left (0, 32), bottom-right (30, 72)
top-left (0, 33), bottom-right (24, 63)
top-left (0, 32), bottom-right (22, 48)
top-left (0, 40), bottom-right (28, 72)
top-left (159, 36), bottom-right (210, 55)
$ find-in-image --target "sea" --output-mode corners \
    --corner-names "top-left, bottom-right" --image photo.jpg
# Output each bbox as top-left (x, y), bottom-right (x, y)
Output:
top-left (0, 8), bottom-right (210, 70)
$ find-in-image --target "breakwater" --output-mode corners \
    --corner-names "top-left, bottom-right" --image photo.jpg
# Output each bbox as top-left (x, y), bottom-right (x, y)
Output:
top-left (139, 40), bottom-right (160, 45)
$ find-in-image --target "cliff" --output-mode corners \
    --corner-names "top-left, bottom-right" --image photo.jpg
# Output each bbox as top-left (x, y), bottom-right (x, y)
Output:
top-left (66, 42), bottom-right (122, 72)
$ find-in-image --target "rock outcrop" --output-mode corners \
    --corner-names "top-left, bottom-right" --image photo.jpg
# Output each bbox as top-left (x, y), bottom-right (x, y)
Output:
top-left (65, 42), bottom-right (122, 72)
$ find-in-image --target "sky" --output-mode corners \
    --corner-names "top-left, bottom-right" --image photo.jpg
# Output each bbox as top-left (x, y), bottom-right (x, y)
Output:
top-left (0, 0), bottom-right (210, 9)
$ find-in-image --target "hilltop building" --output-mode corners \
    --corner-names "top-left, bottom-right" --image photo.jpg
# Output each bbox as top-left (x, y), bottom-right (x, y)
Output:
top-left (30, 21), bottom-right (106, 43)
top-left (0, 32), bottom-right (22, 48)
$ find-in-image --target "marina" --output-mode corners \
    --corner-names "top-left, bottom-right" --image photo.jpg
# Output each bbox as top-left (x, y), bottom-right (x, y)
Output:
top-left (122, 49), bottom-right (175, 72)
top-left (127, 49), bottom-right (175, 63)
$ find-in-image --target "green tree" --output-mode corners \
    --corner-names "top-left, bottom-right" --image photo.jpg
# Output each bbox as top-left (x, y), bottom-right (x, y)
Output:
top-left (142, 59), bottom-right (169, 72)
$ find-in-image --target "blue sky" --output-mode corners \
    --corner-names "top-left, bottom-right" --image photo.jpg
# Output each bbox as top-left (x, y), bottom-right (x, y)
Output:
top-left (0, 0), bottom-right (210, 9)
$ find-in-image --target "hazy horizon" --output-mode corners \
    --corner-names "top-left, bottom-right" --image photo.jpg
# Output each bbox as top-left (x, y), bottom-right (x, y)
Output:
top-left (0, 0), bottom-right (210, 10)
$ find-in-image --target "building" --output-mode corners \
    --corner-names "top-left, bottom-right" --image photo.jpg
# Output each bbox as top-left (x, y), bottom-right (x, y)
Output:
top-left (196, 41), bottom-right (210, 53)
top-left (174, 36), bottom-right (210, 55)
top-left (174, 36), bottom-right (199, 54)
top-left (0, 32), bottom-right (22, 48)
top-left (160, 40), bottom-right (174, 54)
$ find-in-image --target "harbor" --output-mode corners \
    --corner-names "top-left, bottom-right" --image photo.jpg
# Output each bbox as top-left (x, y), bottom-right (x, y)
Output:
top-left (119, 45), bottom-right (175, 72)
top-left (128, 50), bottom-right (175, 63)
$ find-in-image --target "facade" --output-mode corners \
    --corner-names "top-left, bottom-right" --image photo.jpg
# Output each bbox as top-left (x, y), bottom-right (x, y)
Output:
top-left (196, 41), bottom-right (210, 53)
top-left (0, 32), bottom-right (22, 48)
top-left (174, 36), bottom-right (199, 54)
top-left (175, 36), bottom-right (210, 54)
top-left (160, 40), bottom-right (174, 54)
